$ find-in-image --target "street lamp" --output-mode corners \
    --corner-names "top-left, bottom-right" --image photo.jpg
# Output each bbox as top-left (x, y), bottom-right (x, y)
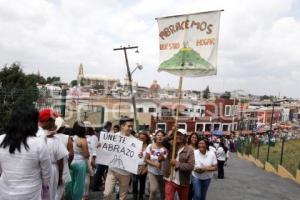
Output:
top-left (131, 63), bottom-right (143, 75)
top-left (113, 46), bottom-right (143, 131)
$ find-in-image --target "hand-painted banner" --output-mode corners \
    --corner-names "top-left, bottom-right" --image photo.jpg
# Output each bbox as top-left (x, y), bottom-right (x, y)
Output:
top-left (96, 132), bottom-right (142, 174)
top-left (156, 10), bottom-right (222, 77)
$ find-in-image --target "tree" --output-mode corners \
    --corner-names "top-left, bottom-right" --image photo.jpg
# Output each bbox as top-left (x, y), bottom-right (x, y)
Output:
top-left (202, 86), bottom-right (210, 99)
top-left (46, 76), bottom-right (60, 84)
top-left (220, 91), bottom-right (231, 99)
top-left (260, 95), bottom-right (271, 101)
top-left (27, 73), bottom-right (47, 85)
top-left (70, 80), bottom-right (78, 87)
top-left (0, 63), bottom-right (40, 133)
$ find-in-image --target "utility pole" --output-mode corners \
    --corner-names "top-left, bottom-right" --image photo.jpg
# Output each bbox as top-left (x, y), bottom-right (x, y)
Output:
top-left (267, 102), bottom-right (275, 162)
top-left (113, 46), bottom-right (139, 131)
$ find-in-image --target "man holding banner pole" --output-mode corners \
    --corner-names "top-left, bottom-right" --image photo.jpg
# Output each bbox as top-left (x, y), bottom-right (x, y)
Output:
top-left (156, 9), bottom-right (222, 199)
top-left (163, 129), bottom-right (195, 200)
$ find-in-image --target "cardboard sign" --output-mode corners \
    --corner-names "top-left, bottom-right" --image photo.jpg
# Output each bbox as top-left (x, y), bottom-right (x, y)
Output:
top-left (96, 132), bottom-right (143, 174)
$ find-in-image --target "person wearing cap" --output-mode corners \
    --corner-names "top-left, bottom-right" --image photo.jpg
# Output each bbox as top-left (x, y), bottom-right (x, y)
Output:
top-left (38, 109), bottom-right (68, 200)
top-left (163, 129), bottom-right (195, 200)
top-left (54, 117), bottom-right (74, 200)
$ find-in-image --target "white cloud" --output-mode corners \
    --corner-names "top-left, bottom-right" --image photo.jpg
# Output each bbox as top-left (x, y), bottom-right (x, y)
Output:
top-left (0, 0), bottom-right (300, 97)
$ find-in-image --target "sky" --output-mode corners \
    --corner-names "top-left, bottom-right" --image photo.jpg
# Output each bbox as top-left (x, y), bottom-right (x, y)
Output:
top-left (0, 0), bottom-right (300, 97)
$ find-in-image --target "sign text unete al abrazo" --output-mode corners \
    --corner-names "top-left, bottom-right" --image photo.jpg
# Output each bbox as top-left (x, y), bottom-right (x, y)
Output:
top-left (96, 132), bottom-right (143, 175)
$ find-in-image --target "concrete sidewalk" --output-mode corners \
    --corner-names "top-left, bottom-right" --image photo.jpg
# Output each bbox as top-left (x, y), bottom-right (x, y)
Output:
top-left (89, 154), bottom-right (300, 200)
top-left (206, 154), bottom-right (300, 200)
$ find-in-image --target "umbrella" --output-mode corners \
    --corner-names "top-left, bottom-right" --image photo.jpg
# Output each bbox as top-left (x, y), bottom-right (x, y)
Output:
top-left (212, 130), bottom-right (224, 136)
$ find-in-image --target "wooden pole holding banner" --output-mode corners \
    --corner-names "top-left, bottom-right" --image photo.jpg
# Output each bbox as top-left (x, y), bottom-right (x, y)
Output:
top-left (170, 76), bottom-right (183, 178)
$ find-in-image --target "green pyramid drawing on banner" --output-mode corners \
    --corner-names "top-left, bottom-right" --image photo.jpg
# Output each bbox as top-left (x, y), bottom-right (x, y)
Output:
top-left (159, 47), bottom-right (214, 70)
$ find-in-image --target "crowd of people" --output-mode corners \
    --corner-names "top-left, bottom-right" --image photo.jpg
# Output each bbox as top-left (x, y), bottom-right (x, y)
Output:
top-left (0, 106), bottom-right (232, 200)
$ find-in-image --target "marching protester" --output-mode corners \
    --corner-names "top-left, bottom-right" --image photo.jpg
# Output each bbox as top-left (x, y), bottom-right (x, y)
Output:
top-left (55, 117), bottom-right (73, 200)
top-left (187, 132), bottom-right (199, 199)
top-left (38, 109), bottom-right (68, 200)
top-left (84, 122), bottom-right (98, 200)
top-left (145, 129), bottom-right (168, 200)
top-left (132, 131), bottom-right (151, 200)
top-left (163, 129), bottom-right (195, 200)
top-left (103, 117), bottom-right (135, 200)
top-left (216, 139), bottom-right (228, 179)
top-left (192, 138), bottom-right (217, 200)
top-left (0, 106), bottom-right (51, 200)
top-left (65, 121), bottom-right (90, 200)
top-left (113, 124), bottom-right (120, 133)
top-left (94, 121), bottom-right (112, 192)
top-left (188, 132), bottom-right (199, 150)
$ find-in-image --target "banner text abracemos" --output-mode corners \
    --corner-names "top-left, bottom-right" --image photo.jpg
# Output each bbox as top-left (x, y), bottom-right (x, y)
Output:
top-left (160, 38), bottom-right (215, 50)
top-left (159, 20), bottom-right (214, 40)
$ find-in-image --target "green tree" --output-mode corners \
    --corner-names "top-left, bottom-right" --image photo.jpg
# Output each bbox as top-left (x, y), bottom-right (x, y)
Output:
top-left (46, 76), bottom-right (60, 84)
top-left (70, 80), bottom-right (78, 87)
top-left (0, 63), bottom-right (40, 133)
top-left (202, 85), bottom-right (210, 99)
top-left (221, 91), bottom-right (231, 99)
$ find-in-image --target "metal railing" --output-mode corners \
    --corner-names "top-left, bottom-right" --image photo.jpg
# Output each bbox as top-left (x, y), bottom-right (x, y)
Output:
top-left (236, 136), bottom-right (300, 177)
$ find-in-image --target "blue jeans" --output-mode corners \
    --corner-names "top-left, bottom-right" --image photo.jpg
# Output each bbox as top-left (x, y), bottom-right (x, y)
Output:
top-left (191, 176), bottom-right (211, 200)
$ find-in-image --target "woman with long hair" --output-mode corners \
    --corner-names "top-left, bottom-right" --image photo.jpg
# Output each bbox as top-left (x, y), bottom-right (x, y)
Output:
top-left (65, 121), bottom-right (90, 200)
top-left (187, 132), bottom-right (199, 199)
top-left (192, 138), bottom-right (217, 200)
top-left (0, 106), bottom-right (51, 200)
top-left (145, 130), bottom-right (168, 200)
top-left (216, 139), bottom-right (228, 179)
top-left (132, 131), bottom-right (151, 200)
top-left (188, 132), bottom-right (199, 150)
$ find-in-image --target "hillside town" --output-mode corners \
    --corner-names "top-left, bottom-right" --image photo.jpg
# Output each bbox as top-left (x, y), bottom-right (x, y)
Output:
top-left (36, 64), bottom-right (300, 140)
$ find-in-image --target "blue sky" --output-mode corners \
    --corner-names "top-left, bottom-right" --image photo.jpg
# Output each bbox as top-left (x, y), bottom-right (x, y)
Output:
top-left (0, 0), bottom-right (300, 97)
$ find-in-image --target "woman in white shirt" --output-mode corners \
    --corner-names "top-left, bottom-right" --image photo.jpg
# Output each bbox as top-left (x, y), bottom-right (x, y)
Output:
top-left (145, 130), bottom-right (168, 200)
top-left (192, 139), bottom-right (217, 200)
top-left (216, 140), bottom-right (228, 179)
top-left (0, 106), bottom-right (51, 200)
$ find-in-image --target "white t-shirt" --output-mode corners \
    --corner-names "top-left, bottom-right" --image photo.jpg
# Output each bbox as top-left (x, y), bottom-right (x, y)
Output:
top-left (192, 150), bottom-right (217, 180)
top-left (55, 133), bottom-right (69, 148)
top-left (87, 135), bottom-right (98, 157)
top-left (145, 144), bottom-right (168, 175)
top-left (55, 133), bottom-right (71, 183)
top-left (0, 134), bottom-right (51, 200)
top-left (216, 147), bottom-right (226, 161)
top-left (209, 146), bottom-right (216, 154)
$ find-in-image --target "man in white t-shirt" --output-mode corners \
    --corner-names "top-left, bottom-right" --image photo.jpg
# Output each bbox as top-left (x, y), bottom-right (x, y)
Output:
top-left (38, 109), bottom-right (68, 200)
top-left (103, 117), bottom-right (135, 200)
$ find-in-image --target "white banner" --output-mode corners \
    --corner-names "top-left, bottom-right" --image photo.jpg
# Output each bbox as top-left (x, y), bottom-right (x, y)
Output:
top-left (156, 11), bottom-right (222, 77)
top-left (96, 132), bottom-right (143, 174)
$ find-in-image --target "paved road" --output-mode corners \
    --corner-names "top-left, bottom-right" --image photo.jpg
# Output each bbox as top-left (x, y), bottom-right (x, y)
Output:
top-left (89, 154), bottom-right (300, 200)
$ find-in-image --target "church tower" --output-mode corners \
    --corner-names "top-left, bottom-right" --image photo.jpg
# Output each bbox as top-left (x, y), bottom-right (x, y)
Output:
top-left (77, 63), bottom-right (84, 86)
